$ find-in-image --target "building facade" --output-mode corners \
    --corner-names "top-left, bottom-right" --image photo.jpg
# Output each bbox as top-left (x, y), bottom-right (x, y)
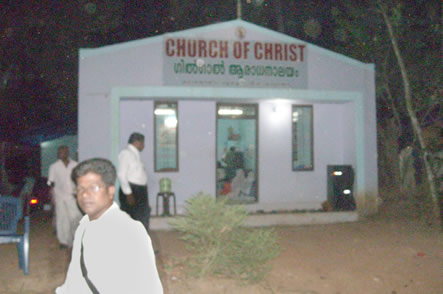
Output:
top-left (78, 20), bottom-right (378, 214)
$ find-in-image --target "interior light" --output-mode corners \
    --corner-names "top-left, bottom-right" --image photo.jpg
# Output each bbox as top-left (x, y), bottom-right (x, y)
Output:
top-left (30, 198), bottom-right (38, 205)
top-left (333, 171), bottom-right (343, 176)
top-left (155, 109), bottom-right (175, 115)
top-left (164, 117), bottom-right (178, 128)
top-left (218, 109), bottom-right (243, 115)
top-left (343, 189), bottom-right (351, 195)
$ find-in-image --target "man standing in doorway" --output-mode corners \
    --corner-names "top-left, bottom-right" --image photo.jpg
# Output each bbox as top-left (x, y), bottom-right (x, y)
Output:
top-left (118, 132), bottom-right (150, 231)
top-left (48, 145), bottom-right (82, 248)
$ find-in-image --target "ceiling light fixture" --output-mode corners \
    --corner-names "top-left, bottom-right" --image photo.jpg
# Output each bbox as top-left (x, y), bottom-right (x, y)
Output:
top-left (218, 109), bottom-right (243, 115)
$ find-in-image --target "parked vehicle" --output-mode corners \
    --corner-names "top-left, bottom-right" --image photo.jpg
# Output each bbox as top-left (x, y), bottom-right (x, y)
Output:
top-left (27, 177), bottom-right (52, 214)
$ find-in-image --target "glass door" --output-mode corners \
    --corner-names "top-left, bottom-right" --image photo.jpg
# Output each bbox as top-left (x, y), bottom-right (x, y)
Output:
top-left (216, 103), bottom-right (258, 203)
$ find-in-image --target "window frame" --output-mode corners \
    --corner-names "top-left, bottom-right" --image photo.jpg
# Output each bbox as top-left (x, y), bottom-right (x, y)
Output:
top-left (154, 100), bottom-right (179, 172)
top-left (216, 102), bottom-right (259, 202)
top-left (292, 104), bottom-right (314, 171)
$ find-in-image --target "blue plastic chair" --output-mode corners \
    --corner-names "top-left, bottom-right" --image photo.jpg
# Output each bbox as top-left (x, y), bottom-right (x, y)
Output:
top-left (0, 195), bottom-right (30, 275)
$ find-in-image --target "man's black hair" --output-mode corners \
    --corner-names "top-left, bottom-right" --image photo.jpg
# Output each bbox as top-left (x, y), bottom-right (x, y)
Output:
top-left (72, 158), bottom-right (116, 186)
top-left (128, 132), bottom-right (145, 144)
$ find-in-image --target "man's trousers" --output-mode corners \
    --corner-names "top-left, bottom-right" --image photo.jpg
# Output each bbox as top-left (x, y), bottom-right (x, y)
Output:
top-left (119, 183), bottom-right (151, 231)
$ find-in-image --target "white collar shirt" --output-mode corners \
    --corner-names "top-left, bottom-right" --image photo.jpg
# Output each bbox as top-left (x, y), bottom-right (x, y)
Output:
top-left (47, 158), bottom-right (77, 197)
top-left (55, 202), bottom-right (163, 294)
top-left (118, 144), bottom-right (147, 194)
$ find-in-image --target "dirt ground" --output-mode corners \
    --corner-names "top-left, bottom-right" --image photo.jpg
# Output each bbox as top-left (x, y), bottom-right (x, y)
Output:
top-left (1, 208), bottom-right (441, 294)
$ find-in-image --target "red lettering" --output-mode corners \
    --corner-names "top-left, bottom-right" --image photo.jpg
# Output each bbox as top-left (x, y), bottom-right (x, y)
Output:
top-left (165, 39), bottom-right (174, 56)
top-left (209, 40), bottom-right (217, 58)
top-left (198, 40), bottom-right (207, 58)
top-left (165, 39), bottom-right (303, 61)
top-left (187, 40), bottom-right (196, 57)
top-left (233, 41), bottom-right (242, 59)
top-left (289, 44), bottom-right (297, 61)
top-left (283, 43), bottom-right (288, 61)
top-left (264, 43), bottom-right (273, 60)
top-left (275, 43), bottom-right (282, 60)
top-left (219, 41), bottom-right (228, 58)
top-left (254, 42), bottom-right (263, 59)
top-left (298, 44), bottom-right (305, 62)
top-left (243, 42), bottom-right (250, 59)
top-left (176, 39), bottom-right (186, 57)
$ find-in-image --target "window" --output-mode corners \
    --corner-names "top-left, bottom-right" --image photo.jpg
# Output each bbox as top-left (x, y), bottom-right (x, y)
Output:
top-left (154, 101), bottom-right (178, 172)
top-left (292, 105), bottom-right (313, 171)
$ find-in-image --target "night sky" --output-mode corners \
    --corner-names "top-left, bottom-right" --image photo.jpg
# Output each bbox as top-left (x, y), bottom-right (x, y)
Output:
top-left (0, 1), bottom-right (170, 143)
top-left (0, 1), bottom-right (340, 144)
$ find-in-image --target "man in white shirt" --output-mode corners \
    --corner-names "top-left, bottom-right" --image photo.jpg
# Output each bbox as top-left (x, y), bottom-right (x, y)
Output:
top-left (56, 158), bottom-right (163, 294)
top-left (118, 132), bottom-right (150, 231)
top-left (48, 145), bottom-right (82, 248)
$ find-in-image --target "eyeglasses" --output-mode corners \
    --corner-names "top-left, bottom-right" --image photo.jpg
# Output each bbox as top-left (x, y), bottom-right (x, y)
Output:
top-left (75, 184), bottom-right (105, 195)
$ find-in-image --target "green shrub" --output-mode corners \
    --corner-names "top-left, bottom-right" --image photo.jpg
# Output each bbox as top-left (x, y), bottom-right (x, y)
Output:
top-left (169, 192), bottom-right (280, 282)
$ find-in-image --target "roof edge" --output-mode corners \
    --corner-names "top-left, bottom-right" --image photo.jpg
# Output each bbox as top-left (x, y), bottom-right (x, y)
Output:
top-left (79, 19), bottom-right (373, 70)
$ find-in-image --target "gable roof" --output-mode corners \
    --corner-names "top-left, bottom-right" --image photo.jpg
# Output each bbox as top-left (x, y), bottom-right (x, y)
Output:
top-left (80, 19), bottom-right (372, 70)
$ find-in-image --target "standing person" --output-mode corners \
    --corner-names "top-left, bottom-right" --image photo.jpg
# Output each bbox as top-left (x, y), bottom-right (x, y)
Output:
top-left (56, 158), bottom-right (163, 294)
top-left (223, 146), bottom-right (237, 182)
top-left (48, 145), bottom-right (82, 248)
top-left (118, 132), bottom-right (150, 231)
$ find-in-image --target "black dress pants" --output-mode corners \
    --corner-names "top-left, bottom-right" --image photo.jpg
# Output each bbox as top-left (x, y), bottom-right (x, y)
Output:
top-left (119, 183), bottom-right (151, 231)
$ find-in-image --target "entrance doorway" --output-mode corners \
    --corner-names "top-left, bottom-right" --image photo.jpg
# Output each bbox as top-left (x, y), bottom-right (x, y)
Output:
top-left (216, 103), bottom-right (258, 203)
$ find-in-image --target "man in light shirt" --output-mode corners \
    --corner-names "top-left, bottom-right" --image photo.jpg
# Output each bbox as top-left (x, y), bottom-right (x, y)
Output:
top-left (48, 145), bottom-right (82, 248)
top-left (56, 158), bottom-right (163, 294)
top-left (118, 132), bottom-right (150, 231)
